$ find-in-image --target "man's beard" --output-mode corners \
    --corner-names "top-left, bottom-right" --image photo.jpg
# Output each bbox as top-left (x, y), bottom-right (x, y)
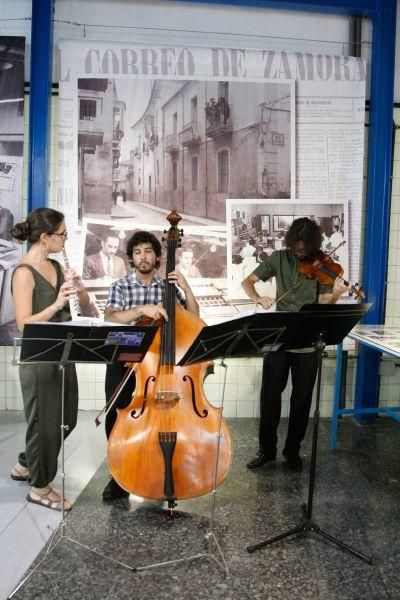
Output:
top-left (293, 250), bottom-right (308, 261)
top-left (134, 259), bottom-right (156, 274)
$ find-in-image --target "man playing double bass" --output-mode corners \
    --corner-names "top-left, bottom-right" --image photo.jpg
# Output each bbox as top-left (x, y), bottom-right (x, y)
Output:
top-left (241, 217), bottom-right (350, 473)
top-left (102, 230), bottom-right (199, 501)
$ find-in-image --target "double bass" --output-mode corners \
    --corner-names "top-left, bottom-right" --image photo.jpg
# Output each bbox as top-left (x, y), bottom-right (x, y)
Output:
top-left (107, 211), bottom-right (233, 508)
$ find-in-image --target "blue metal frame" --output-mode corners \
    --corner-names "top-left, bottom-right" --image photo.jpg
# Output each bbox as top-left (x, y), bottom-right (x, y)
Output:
top-left (171, 0), bottom-right (378, 16)
top-left (354, 3), bottom-right (396, 419)
top-left (331, 342), bottom-right (343, 449)
top-left (332, 338), bottom-right (400, 450)
top-left (28, 0), bottom-right (55, 213)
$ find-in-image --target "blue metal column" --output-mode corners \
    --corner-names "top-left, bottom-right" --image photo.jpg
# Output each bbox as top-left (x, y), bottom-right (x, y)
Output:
top-left (331, 342), bottom-right (343, 450)
top-left (28, 0), bottom-right (55, 212)
top-left (173, 1), bottom-right (374, 18)
top-left (354, 1), bottom-right (397, 420)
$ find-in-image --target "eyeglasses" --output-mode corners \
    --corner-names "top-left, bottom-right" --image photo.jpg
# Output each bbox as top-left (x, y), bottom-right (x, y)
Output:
top-left (51, 230), bottom-right (68, 238)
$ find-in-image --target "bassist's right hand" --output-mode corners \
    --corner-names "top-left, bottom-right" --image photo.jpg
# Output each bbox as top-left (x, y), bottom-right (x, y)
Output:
top-left (138, 303), bottom-right (168, 321)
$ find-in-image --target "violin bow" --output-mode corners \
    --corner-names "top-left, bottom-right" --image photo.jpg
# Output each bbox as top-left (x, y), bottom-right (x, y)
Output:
top-left (260, 280), bottom-right (302, 311)
top-left (95, 363), bottom-right (138, 426)
top-left (95, 313), bottom-right (161, 426)
top-left (324, 240), bottom-right (346, 259)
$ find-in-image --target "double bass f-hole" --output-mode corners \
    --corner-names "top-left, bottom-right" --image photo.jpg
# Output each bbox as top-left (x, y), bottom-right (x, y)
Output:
top-left (183, 374), bottom-right (208, 418)
top-left (130, 375), bottom-right (155, 419)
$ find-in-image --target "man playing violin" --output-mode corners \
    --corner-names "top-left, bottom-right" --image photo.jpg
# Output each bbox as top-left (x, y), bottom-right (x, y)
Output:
top-left (241, 217), bottom-right (349, 472)
top-left (102, 230), bottom-right (199, 500)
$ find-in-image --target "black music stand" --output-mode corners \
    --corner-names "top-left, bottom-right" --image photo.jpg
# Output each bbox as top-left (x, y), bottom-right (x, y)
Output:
top-left (8, 321), bottom-right (158, 598)
top-left (179, 303), bottom-right (373, 564)
top-left (19, 321), bottom-right (157, 365)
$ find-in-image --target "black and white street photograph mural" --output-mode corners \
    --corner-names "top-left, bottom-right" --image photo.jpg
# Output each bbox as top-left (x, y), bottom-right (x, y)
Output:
top-left (0, 36), bottom-right (25, 344)
top-left (76, 77), bottom-right (294, 226)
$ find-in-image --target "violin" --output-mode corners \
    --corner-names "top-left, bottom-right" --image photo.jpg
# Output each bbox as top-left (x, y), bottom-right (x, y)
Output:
top-left (297, 244), bottom-right (365, 299)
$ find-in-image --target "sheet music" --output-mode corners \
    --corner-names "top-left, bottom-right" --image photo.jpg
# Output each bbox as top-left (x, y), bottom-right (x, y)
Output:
top-left (207, 305), bottom-right (269, 325)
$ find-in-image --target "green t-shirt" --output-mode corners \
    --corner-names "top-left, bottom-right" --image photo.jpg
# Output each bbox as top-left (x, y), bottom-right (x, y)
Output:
top-left (253, 249), bottom-right (332, 312)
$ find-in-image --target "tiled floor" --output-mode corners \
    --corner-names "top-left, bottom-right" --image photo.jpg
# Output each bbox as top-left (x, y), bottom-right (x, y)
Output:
top-left (1, 413), bottom-right (400, 599)
top-left (0, 410), bottom-right (107, 600)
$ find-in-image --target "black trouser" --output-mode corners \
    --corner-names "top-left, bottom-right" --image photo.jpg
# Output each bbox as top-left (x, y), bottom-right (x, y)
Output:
top-left (18, 363), bottom-right (78, 488)
top-left (105, 362), bottom-right (136, 439)
top-left (259, 349), bottom-right (319, 458)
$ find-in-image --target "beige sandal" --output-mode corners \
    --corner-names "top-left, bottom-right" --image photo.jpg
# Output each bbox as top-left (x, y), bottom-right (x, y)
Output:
top-left (26, 487), bottom-right (72, 512)
top-left (10, 463), bottom-right (30, 482)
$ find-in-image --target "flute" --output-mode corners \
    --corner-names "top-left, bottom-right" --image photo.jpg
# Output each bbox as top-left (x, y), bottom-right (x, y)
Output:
top-left (61, 247), bottom-right (82, 319)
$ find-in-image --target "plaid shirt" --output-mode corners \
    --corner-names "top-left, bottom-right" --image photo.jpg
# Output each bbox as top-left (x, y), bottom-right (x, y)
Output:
top-left (106, 271), bottom-right (186, 312)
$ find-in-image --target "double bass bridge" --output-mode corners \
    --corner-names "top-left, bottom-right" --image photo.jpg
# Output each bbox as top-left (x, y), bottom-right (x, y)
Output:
top-left (154, 390), bottom-right (182, 406)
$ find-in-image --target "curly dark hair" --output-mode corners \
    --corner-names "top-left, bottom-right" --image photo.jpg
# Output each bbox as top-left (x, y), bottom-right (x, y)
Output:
top-left (126, 231), bottom-right (162, 269)
top-left (284, 217), bottom-right (323, 257)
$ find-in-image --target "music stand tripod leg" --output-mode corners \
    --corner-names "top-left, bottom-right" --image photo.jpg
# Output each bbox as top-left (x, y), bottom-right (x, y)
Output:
top-left (312, 525), bottom-right (373, 564)
top-left (59, 360), bottom-right (139, 571)
top-left (247, 524), bottom-right (304, 553)
top-left (59, 362), bottom-right (68, 535)
top-left (247, 335), bottom-right (372, 564)
top-left (205, 357), bottom-right (230, 575)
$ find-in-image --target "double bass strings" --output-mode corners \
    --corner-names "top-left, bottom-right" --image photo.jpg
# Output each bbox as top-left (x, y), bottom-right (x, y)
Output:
top-left (158, 237), bottom-right (178, 404)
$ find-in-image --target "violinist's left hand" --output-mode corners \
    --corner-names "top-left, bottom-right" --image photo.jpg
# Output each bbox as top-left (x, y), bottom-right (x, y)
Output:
top-left (333, 277), bottom-right (351, 297)
top-left (319, 277), bottom-right (351, 304)
top-left (168, 270), bottom-right (190, 292)
top-left (327, 277), bottom-right (352, 303)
